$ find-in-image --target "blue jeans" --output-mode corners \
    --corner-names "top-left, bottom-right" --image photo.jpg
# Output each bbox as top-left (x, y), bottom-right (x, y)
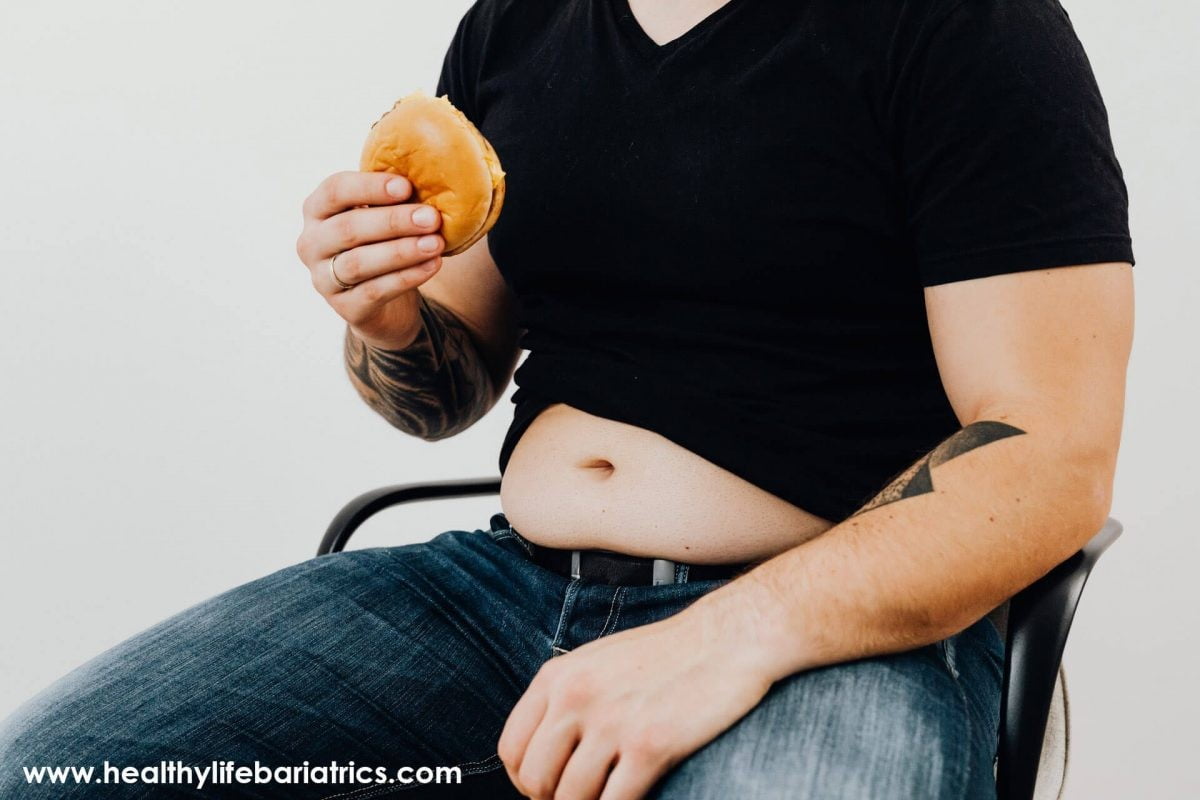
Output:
top-left (0, 514), bottom-right (1004, 798)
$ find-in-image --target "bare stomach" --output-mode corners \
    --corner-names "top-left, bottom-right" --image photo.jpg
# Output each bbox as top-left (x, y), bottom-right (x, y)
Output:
top-left (499, 403), bottom-right (835, 564)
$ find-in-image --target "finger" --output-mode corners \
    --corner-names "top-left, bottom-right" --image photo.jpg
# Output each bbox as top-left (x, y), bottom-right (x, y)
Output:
top-left (316, 233), bottom-right (444, 294)
top-left (498, 687), bottom-right (550, 795)
top-left (325, 258), bottom-right (441, 323)
top-left (317, 202), bottom-right (442, 257)
top-left (555, 734), bottom-right (617, 800)
top-left (515, 715), bottom-right (580, 800)
top-left (597, 755), bottom-right (664, 800)
top-left (303, 170), bottom-right (413, 220)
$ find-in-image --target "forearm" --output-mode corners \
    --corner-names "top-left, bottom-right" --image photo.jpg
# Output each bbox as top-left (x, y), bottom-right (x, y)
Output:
top-left (695, 409), bottom-right (1116, 684)
top-left (342, 293), bottom-right (494, 440)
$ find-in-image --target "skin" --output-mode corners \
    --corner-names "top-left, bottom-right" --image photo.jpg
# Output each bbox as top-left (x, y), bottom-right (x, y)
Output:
top-left (295, 170), bottom-right (520, 439)
top-left (495, 262), bottom-right (1133, 800)
top-left (295, 2), bottom-right (1134, 788)
top-left (297, 171), bottom-right (1133, 800)
top-left (627, 0), bottom-right (736, 46)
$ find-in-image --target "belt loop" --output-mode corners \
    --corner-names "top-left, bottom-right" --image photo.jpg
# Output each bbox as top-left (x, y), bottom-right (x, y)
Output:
top-left (651, 558), bottom-right (676, 585)
top-left (570, 550), bottom-right (582, 580)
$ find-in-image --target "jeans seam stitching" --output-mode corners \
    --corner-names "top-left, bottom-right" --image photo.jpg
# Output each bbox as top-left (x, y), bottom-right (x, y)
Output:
top-left (608, 588), bottom-right (625, 633)
top-left (512, 533), bottom-right (534, 558)
top-left (488, 527), bottom-right (534, 558)
top-left (550, 579), bottom-right (581, 653)
top-left (490, 527), bottom-right (534, 558)
top-left (598, 587), bottom-right (626, 638)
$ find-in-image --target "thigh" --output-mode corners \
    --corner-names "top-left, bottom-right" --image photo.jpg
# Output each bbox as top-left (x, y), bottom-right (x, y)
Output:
top-left (0, 525), bottom-right (548, 799)
top-left (651, 616), bottom-right (1004, 800)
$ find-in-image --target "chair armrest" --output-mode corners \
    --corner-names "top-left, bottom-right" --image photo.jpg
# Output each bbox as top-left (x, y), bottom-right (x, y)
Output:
top-left (996, 517), bottom-right (1123, 800)
top-left (317, 477), bottom-right (502, 556)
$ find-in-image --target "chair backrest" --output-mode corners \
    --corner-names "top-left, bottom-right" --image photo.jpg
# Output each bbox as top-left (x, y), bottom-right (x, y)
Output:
top-left (996, 518), bottom-right (1123, 800)
top-left (317, 477), bottom-right (502, 556)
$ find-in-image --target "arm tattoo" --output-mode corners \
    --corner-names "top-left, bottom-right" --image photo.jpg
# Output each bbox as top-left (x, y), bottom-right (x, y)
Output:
top-left (854, 420), bottom-right (1026, 515)
top-left (342, 294), bottom-right (493, 441)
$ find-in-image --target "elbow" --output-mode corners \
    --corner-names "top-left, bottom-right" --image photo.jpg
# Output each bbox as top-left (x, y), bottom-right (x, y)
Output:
top-left (418, 424), bottom-right (470, 443)
top-left (1050, 439), bottom-right (1118, 555)
top-left (1074, 466), bottom-right (1115, 543)
top-left (982, 398), bottom-right (1121, 552)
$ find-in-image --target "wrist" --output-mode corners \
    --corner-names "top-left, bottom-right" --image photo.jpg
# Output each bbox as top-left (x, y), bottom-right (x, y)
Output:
top-left (348, 302), bottom-right (427, 353)
top-left (685, 570), bottom-right (804, 686)
top-left (353, 328), bottom-right (421, 353)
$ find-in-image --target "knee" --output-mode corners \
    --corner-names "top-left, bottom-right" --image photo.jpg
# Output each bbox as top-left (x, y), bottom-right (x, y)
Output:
top-left (0, 703), bottom-right (45, 796)
top-left (0, 557), bottom-right (341, 799)
top-left (0, 689), bottom-right (116, 798)
top-left (654, 646), bottom-right (982, 800)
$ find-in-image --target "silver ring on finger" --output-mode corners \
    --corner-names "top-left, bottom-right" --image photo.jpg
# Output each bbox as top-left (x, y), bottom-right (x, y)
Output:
top-left (328, 252), bottom-right (356, 291)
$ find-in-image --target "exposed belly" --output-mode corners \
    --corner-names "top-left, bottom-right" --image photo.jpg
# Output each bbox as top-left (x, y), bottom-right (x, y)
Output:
top-left (499, 403), bottom-right (835, 564)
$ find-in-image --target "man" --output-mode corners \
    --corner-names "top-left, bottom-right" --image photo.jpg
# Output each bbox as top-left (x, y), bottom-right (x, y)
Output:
top-left (0, 0), bottom-right (1133, 798)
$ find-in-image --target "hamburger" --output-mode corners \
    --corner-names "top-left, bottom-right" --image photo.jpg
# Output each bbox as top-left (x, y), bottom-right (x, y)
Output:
top-left (360, 90), bottom-right (506, 256)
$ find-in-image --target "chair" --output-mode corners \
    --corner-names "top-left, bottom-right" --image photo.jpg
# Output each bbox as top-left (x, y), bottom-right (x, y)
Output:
top-left (317, 478), bottom-right (1122, 800)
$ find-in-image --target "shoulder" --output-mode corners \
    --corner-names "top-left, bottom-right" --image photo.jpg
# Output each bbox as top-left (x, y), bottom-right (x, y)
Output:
top-left (888, 0), bottom-right (1078, 54)
top-left (882, 0), bottom-right (1096, 105)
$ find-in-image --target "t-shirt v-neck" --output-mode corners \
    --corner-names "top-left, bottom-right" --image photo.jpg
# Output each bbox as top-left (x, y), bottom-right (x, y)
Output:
top-left (610, 0), bottom-right (751, 61)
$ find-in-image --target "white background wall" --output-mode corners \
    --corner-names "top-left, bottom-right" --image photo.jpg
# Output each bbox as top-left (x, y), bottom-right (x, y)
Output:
top-left (1, 1), bottom-right (1195, 797)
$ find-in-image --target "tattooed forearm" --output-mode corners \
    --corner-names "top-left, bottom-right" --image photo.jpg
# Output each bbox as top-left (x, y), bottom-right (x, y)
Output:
top-left (343, 294), bottom-right (493, 441)
top-left (854, 420), bottom-right (1026, 515)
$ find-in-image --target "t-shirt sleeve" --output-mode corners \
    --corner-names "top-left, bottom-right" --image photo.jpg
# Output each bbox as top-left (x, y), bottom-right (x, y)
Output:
top-left (434, 2), bottom-right (485, 125)
top-left (892, 0), bottom-right (1135, 287)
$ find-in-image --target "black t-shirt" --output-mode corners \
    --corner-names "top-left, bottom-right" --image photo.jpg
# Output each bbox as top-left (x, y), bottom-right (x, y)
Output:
top-left (434, 0), bottom-right (1134, 523)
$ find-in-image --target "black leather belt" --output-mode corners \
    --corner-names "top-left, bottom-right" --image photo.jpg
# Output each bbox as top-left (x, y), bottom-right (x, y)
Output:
top-left (527, 542), bottom-right (753, 586)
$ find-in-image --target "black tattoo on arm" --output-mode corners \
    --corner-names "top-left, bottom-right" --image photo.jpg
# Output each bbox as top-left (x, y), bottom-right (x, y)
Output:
top-left (343, 294), bottom-right (493, 441)
top-left (853, 420), bottom-right (1026, 515)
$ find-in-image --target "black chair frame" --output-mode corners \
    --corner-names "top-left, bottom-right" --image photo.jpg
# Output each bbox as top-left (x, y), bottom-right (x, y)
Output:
top-left (317, 477), bottom-right (1121, 800)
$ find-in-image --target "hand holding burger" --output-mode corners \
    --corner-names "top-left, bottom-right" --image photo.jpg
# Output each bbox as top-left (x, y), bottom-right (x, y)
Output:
top-left (295, 91), bottom-right (505, 350)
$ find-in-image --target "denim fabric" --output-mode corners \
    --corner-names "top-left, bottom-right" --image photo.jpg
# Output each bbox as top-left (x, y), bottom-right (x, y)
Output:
top-left (0, 514), bottom-right (1003, 798)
